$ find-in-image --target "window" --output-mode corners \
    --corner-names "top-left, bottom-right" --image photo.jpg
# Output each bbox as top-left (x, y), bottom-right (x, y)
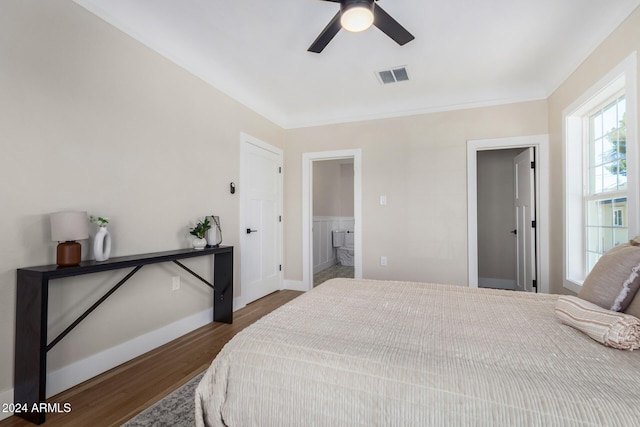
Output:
top-left (564, 53), bottom-right (637, 293)
top-left (585, 95), bottom-right (627, 272)
top-left (614, 208), bottom-right (624, 227)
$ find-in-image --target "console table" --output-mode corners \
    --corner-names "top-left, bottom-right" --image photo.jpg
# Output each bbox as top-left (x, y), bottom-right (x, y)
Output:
top-left (14, 246), bottom-right (233, 425)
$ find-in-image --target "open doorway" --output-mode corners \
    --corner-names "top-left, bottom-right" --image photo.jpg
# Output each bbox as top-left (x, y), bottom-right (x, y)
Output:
top-left (476, 148), bottom-right (536, 291)
top-left (467, 135), bottom-right (549, 294)
top-left (312, 159), bottom-right (355, 286)
top-left (302, 149), bottom-right (362, 291)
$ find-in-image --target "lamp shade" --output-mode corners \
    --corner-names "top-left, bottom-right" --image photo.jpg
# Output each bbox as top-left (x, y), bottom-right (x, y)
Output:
top-left (341, 0), bottom-right (374, 33)
top-left (50, 211), bottom-right (89, 242)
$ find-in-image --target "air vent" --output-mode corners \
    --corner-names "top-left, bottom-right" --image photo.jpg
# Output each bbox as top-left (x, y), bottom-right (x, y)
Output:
top-left (376, 66), bottom-right (410, 85)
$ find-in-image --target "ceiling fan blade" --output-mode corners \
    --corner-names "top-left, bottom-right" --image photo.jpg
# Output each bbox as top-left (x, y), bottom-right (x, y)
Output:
top-left (373, 4), bottom-right (415, 46)
top-left (308, 11), bottom-right (342, 53)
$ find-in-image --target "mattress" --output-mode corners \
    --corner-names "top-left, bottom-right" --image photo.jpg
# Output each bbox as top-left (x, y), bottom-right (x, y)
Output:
top-left (195, 278), bottom-right (640, 426)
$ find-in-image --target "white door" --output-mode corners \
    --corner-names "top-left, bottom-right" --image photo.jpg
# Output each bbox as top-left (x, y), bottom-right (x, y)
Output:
top-left (241, 136), bottom-right (283, 304)
top-left (514, 148), bottom-right (536, 292)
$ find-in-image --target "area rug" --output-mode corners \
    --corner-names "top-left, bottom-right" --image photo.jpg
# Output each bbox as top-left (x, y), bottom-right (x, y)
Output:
top-left (121, 372), bottom-right (204, 426)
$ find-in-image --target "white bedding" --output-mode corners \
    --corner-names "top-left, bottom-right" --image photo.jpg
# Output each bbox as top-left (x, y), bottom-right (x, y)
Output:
top-left (195, 278), bottom-right (640, 426)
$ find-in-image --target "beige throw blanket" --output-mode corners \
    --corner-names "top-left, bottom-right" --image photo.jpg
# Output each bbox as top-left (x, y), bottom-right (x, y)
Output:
top-left (555, 295), bottom-right (640, 350)
top-left (195, 279), bottom-right (640, 426)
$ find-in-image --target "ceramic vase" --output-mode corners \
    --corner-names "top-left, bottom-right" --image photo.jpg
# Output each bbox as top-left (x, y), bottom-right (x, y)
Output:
top-left (193, 237), bottom-right (207, 250)
top-left (94, 226), bottom-right (112, 261)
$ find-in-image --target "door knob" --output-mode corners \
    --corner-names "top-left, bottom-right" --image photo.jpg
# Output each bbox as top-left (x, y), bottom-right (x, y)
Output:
top-left (510, 229), bottom-right (517, 235)
top-left (246, 228), bottom-right (258, 234)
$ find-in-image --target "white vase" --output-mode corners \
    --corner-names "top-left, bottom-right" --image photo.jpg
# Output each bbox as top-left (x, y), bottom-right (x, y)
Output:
top-left (94, 226), bottom-right (112, 261)
top-left (192, 237), bottom-right (207, 250)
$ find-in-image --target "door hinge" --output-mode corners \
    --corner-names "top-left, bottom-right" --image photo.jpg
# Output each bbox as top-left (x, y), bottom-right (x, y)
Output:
top-left (278, 166), bottom-right (282, 174)
top-left (532, 279), bottom-right (537, 289)
top-left (531, 220), bottom-right (536, 228)
top-left (279, 264), bottom-right (282, 271)
top-left (531, 161), bottom-right (535, 169)
top-left (278, 215), bottom-right (282, 222)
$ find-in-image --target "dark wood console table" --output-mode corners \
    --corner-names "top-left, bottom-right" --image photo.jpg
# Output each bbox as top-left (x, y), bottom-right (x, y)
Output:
top-left (14, 246), bottom-right (233, 425)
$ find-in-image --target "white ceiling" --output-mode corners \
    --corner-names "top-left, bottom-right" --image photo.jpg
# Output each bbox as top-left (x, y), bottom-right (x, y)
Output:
top-left (73, 0), bottom-right (640, 129)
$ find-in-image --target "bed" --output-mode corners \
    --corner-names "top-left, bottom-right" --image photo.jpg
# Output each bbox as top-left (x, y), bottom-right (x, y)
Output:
top-left (195, 278), bottom-right (640, 426)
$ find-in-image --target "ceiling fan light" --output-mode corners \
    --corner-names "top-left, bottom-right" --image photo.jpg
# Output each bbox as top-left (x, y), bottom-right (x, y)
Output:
top-left (340, 1), bottom-right (374, 33)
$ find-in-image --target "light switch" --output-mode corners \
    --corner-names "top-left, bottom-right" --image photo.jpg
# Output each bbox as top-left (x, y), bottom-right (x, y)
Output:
top-left (380, 195), bottom-right (387, 205)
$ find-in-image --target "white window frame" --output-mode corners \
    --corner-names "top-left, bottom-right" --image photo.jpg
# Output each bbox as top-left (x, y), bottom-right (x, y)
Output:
top-left (614, 208), bottom-right (623, 227)
top-left (563, 52), bottom-right (638, 293)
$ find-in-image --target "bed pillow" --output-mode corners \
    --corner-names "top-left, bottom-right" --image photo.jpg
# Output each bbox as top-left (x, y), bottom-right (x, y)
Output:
top-left (555, 295), bottom-right (640, 350)
top-left (577, 242), bottom-right (640, 311)
top-left (626, 236), bottom-right (640, 318)
top-left (624, 292), bottom-right (640, 318)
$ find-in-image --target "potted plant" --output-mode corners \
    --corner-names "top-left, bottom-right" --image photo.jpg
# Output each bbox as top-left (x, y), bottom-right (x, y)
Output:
top-left (90, 216), bottom-right (109, 228)
top-left (189, 217), bottom-right (211, 250)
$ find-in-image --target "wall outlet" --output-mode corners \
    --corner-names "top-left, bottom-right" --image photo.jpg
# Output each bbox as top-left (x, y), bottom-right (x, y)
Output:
top-left (171, 276), bottom-right (181, 291)
top-left (380, 256), bottom-right (388, 266)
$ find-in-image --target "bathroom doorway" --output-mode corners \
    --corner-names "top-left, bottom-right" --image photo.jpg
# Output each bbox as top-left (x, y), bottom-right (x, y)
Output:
top-left (302, 149), bottom-right (362, 290)
top-left (312, 159), bottom-right (355, 286)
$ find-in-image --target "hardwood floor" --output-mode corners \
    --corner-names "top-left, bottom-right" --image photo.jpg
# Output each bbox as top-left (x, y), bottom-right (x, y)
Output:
top-left (0, 290), bottom-right (303, 427)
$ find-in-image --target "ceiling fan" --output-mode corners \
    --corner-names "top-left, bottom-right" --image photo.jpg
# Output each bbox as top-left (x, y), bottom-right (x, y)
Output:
top-left (308, 0), bottom-right (415, 53)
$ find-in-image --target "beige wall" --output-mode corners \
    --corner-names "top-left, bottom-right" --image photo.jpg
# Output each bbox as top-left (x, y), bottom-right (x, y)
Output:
top-left (313, 160), bottom-right (354, 217)
top-left (547, 7), bottom-right (640, 295)
top-left (0, 1), bottom-right (284, 395)
top-left (339, 162), bottom-right (355, 218)
top-left (284, 101), bottom-right (548, 284)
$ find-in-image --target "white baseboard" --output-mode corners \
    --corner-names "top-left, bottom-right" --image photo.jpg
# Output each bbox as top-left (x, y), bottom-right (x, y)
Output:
top-left (478, 277), bottom-right (516, 290)
top-left (233, 296), bottom-right (245, 312)
top-left (2, 297), bottom-right (248, 415)
top-left (46, 307), bottom-right (214, 397)
top-left (283, 280), bottom-right (307, 292)
top-left (46, 296), bottom-right (249, 398)
top-left (0, 306), bottom-right (223, 418)
top-left (0, 388), bottom-right (13, 421)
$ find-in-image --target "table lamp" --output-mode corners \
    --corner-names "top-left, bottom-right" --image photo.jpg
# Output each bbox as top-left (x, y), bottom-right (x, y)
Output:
top-left (50, 211), bottom-right (89, 266)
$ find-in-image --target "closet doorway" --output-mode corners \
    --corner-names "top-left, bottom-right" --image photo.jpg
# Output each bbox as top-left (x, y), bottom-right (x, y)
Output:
top-left (476, 148), bottom-right (535, 291)
top-left (467, 135), bottom-right (550, 294)
top-left (302, 149), bottom-right (362, 290)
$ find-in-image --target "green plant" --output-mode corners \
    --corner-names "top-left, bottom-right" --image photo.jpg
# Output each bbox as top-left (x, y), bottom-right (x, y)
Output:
top-left (189, 217), bottom-right (211, 239)
top-left (604, 113), bottom-right (626, 176)
top-left (90, 215), bottom-right (109, 227)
